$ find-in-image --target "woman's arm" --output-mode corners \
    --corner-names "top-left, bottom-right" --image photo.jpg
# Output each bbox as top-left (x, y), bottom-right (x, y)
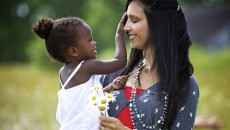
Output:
top-left (194, 116), bottom-right (223, 130)
top-left (98, 115), bottom-right (131, 130)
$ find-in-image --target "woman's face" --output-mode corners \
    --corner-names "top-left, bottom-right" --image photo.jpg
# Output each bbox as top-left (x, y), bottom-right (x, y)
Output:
top-left (124, 1), bottom-right (149, 50)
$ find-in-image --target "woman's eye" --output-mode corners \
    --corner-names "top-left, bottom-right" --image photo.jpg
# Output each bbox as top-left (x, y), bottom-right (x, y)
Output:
top-left (131, 19), bottom-right (138, 23)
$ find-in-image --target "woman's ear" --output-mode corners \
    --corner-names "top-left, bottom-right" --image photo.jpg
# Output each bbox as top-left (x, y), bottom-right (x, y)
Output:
top-left (67, 47), bottom-right (79, 57)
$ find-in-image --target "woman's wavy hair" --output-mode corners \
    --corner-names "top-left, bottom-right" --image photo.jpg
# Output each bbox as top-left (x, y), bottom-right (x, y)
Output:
top-left (119, 0), bottom-right (194, 128)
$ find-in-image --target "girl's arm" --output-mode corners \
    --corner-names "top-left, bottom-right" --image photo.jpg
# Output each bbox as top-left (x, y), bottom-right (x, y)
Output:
top-left (83, 13), bottom-right (127, 75)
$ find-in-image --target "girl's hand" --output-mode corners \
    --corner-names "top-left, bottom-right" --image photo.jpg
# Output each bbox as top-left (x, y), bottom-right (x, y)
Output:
top-left (98, 115), bottom-right (130, 130)
top-left (112, 76), bottom-right (127, 90)
top-left (116, 12), bottom-right (127, 36)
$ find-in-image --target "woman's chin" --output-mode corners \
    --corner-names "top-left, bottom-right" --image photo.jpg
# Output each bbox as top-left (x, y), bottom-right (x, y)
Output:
top-left (130, 42), bottom-right (135, 48)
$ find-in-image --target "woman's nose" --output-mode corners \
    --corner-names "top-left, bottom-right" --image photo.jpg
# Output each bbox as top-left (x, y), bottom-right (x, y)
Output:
top-left (124, 23), bottom-right (131, 32)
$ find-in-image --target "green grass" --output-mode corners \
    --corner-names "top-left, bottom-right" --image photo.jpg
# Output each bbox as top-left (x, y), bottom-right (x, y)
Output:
top-left (0, 45), bottom-right (230, 130)
top-left (0, 64), bottom-right (60, 130)
top-left (190, 46), bottom-right (230, 130)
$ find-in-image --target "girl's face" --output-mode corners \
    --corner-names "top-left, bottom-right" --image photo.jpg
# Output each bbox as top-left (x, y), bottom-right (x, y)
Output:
top-left (124, 1), bottom-right (149, 50)
top-left (76, 23), bottom-right (97, 60)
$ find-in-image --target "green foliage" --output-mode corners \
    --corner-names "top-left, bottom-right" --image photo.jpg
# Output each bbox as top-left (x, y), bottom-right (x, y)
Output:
top-left (0, 64), bottom-right (60, 130)
top-left (0, 0), bottom-right (125, 63)
top-left (79, 0), bottom-right (125, 51)
top-left (190, 45), bottom-right (230, 130)
top-left (0, 0), bottom-right (229, 64)
top-left (26, 36), bottom-right (62, 70)
top-left (178, 0), bottom-right (230, 6)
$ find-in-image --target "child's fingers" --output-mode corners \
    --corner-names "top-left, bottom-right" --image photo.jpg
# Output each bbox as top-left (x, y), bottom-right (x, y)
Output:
top-left (113, 81), bottom-right (124, 89)
top-left (116, 13), bottom-right (127, 34)
top-left (112, 76), bottom-right (127, 89)
top-left (121, 76), bottom-right (128, 81)
top-left (120, 12), bottom-right (127, 24)
top-left (119, 76), bottom-right (127, 83)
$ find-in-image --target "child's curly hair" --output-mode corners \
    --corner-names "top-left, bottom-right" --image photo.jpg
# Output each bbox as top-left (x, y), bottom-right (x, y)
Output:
top-left (32, 17), bottom-right (84, 63)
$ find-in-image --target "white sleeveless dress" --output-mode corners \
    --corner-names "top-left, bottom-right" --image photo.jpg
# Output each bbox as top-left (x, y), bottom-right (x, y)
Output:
top-left (56, 61), bottom-right (102, 130)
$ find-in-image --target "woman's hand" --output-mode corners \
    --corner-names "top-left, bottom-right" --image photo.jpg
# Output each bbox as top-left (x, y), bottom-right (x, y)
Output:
top-left (98, 115), bottom-right (130, 130)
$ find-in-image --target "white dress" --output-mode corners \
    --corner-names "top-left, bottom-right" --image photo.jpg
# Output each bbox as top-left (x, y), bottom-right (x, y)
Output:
top-left (56, 61), bottom-right (102, 130)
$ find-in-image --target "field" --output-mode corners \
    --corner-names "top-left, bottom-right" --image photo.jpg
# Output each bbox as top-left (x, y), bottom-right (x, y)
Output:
top-left (0, 45), bottom-right (230, 130)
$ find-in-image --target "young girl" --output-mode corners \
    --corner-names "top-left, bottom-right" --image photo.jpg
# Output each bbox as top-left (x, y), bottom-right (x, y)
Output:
top-left (32, 15), bottom-right (127, 130)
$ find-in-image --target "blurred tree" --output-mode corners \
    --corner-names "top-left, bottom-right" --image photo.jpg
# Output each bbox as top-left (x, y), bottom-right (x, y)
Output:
top-left (0, 0), bottom-right (32, 62)
top-left (0, 0), bottom-right (229, 64)
top-left (83, 0), bottom-right (124, 52)
top-left (0, 0), bottom-right (124, 64)
top-left (0, 0), bottom-right (88, 63)
top-left (179, 0), bottom-right (230, 6)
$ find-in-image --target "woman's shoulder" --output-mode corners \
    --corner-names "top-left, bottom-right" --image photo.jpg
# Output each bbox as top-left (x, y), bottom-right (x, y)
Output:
top-left (184, 75), bottom-right (200, 106)
top-left (189, 75), bottom-right (199, 94)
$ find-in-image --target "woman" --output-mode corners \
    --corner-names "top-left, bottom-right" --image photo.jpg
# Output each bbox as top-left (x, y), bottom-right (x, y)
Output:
top-left (99, 0), bottom-right (199, 130)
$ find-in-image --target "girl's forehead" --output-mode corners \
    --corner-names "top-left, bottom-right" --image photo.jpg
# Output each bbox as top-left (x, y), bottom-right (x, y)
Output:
top-left (79, 23), bottom-right (92, 35)
top-left (82, 23), bottom-right (91, 31)
top-left (77, 23), bottom-right (92, 42)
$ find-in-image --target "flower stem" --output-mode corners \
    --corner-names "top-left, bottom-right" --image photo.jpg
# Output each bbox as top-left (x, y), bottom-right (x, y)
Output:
top-left (126, 64), bottom-right (146, 77)
top-left (109, 64), bottom-right (146, 93)
top-left (110, 87), bottom-right (115, 93)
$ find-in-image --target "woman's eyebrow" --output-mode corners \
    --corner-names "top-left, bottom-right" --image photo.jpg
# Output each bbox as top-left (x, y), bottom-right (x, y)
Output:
top-left (127, 14), bottom-right (139, 19)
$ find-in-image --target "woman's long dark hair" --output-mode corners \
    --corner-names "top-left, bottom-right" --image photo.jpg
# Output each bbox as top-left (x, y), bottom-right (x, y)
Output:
top-left (120, 0), bottom-right (194, 128)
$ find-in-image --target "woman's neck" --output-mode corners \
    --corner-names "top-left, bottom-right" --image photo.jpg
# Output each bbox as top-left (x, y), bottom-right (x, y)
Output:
top-left (143, 47), bottom-right (154, 69)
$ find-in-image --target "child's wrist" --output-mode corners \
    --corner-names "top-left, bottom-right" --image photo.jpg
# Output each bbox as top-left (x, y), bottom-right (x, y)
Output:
top-left (112, 82), bottom-right (116, 89)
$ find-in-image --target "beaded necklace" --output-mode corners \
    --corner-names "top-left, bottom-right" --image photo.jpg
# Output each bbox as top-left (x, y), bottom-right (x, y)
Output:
top-left (128, 59), bottom-right (169, 130)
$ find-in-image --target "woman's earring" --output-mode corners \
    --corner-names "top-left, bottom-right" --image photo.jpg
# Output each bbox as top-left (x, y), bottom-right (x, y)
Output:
top-left (177, 5), bottom-right (180, 11)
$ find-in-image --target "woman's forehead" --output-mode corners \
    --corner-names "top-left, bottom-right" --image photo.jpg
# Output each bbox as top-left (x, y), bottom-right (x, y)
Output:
top-left (127, 1), bottom-right (145, 17)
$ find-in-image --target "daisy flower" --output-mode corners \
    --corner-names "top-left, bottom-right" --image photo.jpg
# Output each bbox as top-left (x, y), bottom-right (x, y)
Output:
top-left (91, 85), bottom-right (103, 92)
top-left (98, 98), bottom-right (108, 115)
top-left (89, 93), bottom-right (99, 106)
top-left (90, 85), bottom-right (117, 115)
top-left (105, 92), bottom-right (116, 102)
top-left (142, 58), bottom-right (151, 70)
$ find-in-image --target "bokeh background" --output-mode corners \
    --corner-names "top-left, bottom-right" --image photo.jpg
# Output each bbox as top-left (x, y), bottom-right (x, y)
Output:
top-left (0, 0), bottom-right (230, 130)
